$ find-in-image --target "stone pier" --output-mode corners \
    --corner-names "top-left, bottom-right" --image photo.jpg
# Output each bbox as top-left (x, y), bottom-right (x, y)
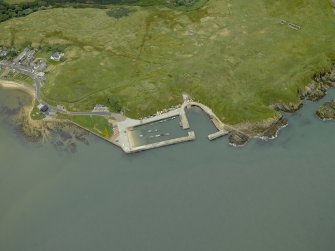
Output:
top-left (208, 130), bottom-right (228, 141)
top-left (124, 131), bottom-right (195, 153)
top-left (180, 109), bottom-right (190, 129)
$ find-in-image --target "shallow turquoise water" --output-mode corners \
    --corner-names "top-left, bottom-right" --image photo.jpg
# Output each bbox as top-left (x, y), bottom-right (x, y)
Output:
top-left (0, 87), bottom-right (334, 251)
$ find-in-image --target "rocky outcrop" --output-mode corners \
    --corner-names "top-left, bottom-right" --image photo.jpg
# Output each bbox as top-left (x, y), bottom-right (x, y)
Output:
top-left (16, 107), bottom-right (43, 142)
top-left (254, 66), bottom-right (335, 145)
top-left (233, 115), bottom-right (288, 143)
top-left (273, 102), bottom-right (303, 113)
top-left (299, 81), bottom-right (328, 101)
top-left (228, 131), bottom-right (249, 147)
top-left (299, 70), bottom-right (335, 101)
top-left (260, 116), bottom-right (288, 139)
top-left (13, 106), bottom-right (90, 152)
top-left (316, 100), bottom-right (335, 120)
top-left (272, 68), bottom-right (335, 113)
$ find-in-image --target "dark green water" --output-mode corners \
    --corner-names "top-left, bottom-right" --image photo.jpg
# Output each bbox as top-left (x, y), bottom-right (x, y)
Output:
top-left (0, 87), bottom-right (334, 251)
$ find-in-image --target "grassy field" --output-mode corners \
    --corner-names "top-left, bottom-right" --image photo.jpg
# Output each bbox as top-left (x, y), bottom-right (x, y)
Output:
top-left (0, 0), bottom-right (334, 124)
top-left (30, 100), bottom-right (45, 120)
top-left (57, 114), bottom-right (113, 138)
top-left (3, 0), bottom-right (36, 4)
top-left (3, 71), bottom-right (34, 86)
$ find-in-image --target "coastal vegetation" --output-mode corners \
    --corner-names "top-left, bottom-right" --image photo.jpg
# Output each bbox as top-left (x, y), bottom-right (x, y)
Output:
top-left (3, 71), bottom-right (34, 85)
top-left (0, 0), bottom-right (335, 126)
top-left (57, 114), bottom-right (113, 138)
top-left (30, 100), bottom-right (45, 120)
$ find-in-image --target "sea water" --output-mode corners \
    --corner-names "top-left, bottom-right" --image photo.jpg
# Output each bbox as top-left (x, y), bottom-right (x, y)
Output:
top-left (0, 86), bottom-right (334, 251)
top-left (128, 115), bottom-right (191, 147)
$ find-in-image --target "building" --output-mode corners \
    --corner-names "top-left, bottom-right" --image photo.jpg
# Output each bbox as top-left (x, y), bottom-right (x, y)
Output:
top-left (50, 52), bottom-right (64, 61)
top-left (32, 59), bottom-right (47, 71)
top-left (26, 50), bottom-right (35, 61)
top-left (37, 72), bottom-right (45, 78)
top-left (0, 49), bottom-right (8, 58)
top-left (37, 104), bottom-right (49, 113)
top-left (14, 48), bottom-right (29, 63)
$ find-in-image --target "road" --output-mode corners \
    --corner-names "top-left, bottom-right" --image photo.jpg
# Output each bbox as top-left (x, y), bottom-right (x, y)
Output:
top-left (0, 60), bottom-right (125, 120)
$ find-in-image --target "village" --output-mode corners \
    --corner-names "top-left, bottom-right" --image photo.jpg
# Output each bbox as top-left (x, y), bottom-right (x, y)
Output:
top-left (0, 47), bottom-right (237, 153)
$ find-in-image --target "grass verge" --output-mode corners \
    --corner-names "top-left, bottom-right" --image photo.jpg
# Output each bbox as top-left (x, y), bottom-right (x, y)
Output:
top-left (30, 100), bottom-right (45, 120)
top-left (57, 114), bottom-right (113, 139)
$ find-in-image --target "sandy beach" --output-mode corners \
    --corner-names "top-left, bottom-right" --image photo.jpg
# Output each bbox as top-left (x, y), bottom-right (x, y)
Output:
top-left (0, 79), bottom-right (35, 97)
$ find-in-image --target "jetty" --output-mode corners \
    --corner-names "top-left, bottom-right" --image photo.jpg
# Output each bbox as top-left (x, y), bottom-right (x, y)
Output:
top-left (112, 96), bottom-right (241, 153)
top-left (124, 131), bottom-right (195, 153)
top-left (180, 109), bottom-right (190, 129)
top-left (1, 50), bottom-right (244, 154)
top-left (208, 130), bottom-right (229, 141)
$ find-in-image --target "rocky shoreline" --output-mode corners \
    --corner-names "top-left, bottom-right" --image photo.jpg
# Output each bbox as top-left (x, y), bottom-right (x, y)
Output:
top-left (231, 115), bottom-right (289, 146)
top-left (229, 66), bottom-right (335, 147)
top-left (299, 70), bottom-right (335, 101)
top-left (316, 100), bottom-right (335, 120)
top-left (2, 65), bottom-right (335, 150)
top-left (17, 107), bottom-right (90, 153)
top-left (0, 86), bottom-right (90, 153)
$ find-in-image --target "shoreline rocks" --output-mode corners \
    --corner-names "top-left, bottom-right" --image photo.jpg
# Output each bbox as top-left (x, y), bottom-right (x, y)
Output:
top-left (228, 131), bottom-right (249, 147)
top-left (11, 105), bottom-right (90, 152)
top-left (316, 100), bottom-right (335, 120)
top-left (233, 115), bottom-right (288, 145)
top-left (260, 116), bottom-right (288, 140)
top-left (273, 102), bottom-right (303, 113)
top-left (3, 65), bottom-right (335, 151)
top-left (299, 69), bottom-right (335, 101)
top-left (239, 66), bottom-right (335, 145)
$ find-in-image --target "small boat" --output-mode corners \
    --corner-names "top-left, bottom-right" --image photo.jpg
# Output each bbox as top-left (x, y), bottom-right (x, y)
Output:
top-left (154, 129), bottom-right (158, 132)
top-left (164, 133), bottom-right (170, 136)
top-left (139, 134), bottom-right (143, 137)
top-left (155, 134), bottom-right (160, 137)
top-left (159, 120), bottom-right (163, 123)
top-left (147, 130), bottom-right (152, 132)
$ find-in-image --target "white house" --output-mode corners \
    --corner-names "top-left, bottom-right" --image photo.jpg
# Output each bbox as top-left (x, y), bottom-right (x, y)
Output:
top-left (50, 52), bottom-right (65, 61)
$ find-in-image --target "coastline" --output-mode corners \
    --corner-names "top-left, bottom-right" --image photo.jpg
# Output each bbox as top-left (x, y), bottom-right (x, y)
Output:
top-left (0, 79), bottom-right (41, 135)
top-left (230, 66), bottom-right (335, 145)
top-left (0, 79), bottom-right (72, 143)
top-left (1, 65), bottom-right (335, 150)
top-left (0, 79), bottom-right (35, 97)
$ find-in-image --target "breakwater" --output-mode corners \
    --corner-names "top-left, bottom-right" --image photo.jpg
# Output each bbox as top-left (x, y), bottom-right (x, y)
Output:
top-left (125, 131), bottom-right (195, 153)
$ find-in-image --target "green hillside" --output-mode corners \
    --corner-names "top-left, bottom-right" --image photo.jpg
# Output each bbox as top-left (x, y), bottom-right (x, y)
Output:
top-left (0, 0), bottom-right (334, 124)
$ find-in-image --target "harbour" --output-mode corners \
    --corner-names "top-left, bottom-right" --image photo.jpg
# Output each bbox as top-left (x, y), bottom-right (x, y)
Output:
top-left (113, 97), bottom-right (232, 153)
top-left (0, 86), bottom-right (334, 251)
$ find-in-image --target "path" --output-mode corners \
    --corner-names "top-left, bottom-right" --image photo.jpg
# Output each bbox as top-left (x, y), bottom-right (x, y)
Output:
top-left (0, 60), bottom-right (126, 121)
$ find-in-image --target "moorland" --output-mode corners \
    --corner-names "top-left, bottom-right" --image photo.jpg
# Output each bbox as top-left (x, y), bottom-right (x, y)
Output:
top-left (1, 0), bottom-right (335, 126)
